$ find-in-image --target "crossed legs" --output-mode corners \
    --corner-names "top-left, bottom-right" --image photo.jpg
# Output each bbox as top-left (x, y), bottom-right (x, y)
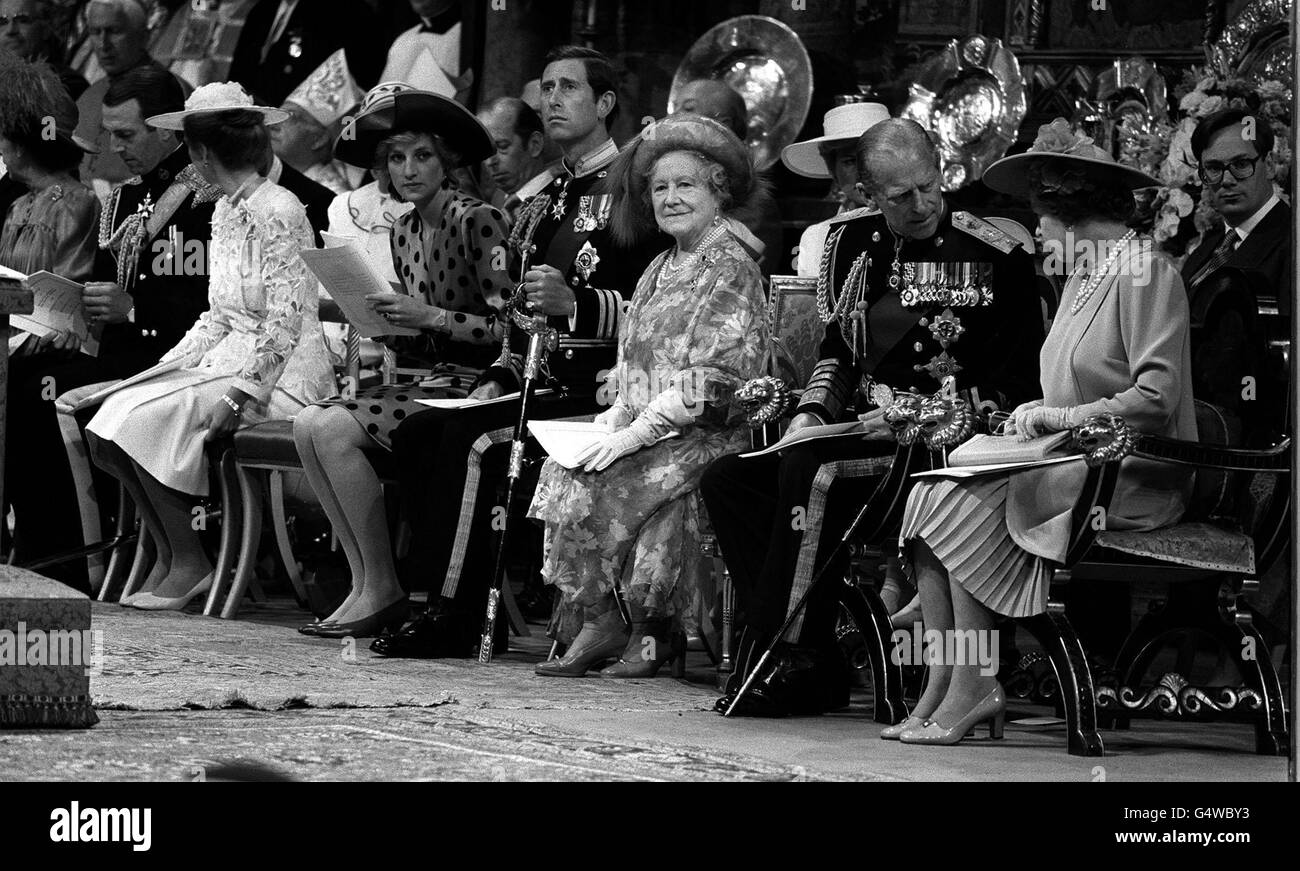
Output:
top-left (292, 405), bottom-right (405, 623)
top-left (86, 433), bottom-right (213, 598)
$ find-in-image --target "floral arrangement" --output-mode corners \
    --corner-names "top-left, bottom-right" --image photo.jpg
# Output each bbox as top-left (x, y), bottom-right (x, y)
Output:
top-left (1125, 66), bottom-right (1292, 260)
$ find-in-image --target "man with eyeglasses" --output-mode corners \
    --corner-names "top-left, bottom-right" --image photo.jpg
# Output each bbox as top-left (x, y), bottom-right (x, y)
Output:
top-left (1183, 107), bottom-right (1291, 440)
top-left (702, 119), bottom-right (1044, 717)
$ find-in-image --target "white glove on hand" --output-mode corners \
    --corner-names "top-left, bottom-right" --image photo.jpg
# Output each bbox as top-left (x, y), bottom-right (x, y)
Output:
top-left (1008, 403), bottom-right (1074, 440)
top-left (575, 418), bottom-right (656, 472)
top-left (594, 403), bottom-right (634, 433)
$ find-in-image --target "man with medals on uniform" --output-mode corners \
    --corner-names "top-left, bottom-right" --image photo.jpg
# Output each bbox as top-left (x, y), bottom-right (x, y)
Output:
top-left (5, 65), bottom-right (218, 593)
top-left (371, 46), bottom-right (663, 659)
top-left (701, 119), bottom-right (1045, 716)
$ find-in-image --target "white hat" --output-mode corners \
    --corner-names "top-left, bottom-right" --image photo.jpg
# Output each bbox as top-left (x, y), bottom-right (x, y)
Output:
top-left (147, 82), bottom-right (289, 130)
top-left (283, 49), bottom-right (363, 128)
top-left (780, 102), bottom-right (890, 178)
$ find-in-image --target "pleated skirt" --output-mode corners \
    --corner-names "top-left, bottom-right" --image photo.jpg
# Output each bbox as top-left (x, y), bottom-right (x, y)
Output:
top-left (899, 475), bottom-right (1051, 618)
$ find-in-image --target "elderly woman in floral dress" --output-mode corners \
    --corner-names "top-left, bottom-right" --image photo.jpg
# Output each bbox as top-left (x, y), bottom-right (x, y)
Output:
top-left (529, 115), bottom-right (771, 678)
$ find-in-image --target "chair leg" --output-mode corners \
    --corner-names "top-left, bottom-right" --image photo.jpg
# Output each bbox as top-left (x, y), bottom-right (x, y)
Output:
top-left (269, 470), bottom-right (309, 607)
top-left (98, 488), bottom-right (136, 602)
top-left (838, 581), bottom-right (907, 725)
top-left (221, 467), bottom-right (263, 619)
top-left (1021, 608), bottom-right (1105, 757)
top-left (716, 559), bottom-right (734, 693)
top-left (1207, 588), bottom-right (1289, 757)
top-left (120, 527), bottom-right (156, 600)
top-left (206, 449), bottom-right (241, 616)
top-left (500, 574), bottom-right (530, 637)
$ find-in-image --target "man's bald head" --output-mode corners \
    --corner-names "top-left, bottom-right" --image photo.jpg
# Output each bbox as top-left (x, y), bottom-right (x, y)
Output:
top-left (478, 95), bottom-right (547, 195)
top-left (676, 79), bottom-right (748, 140)
top-left (855, 118), bottom-right (939, 191)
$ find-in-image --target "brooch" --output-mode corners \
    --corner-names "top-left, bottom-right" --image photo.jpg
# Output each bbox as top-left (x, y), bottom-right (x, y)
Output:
top-left (574, 240), bottom-right (601, 283)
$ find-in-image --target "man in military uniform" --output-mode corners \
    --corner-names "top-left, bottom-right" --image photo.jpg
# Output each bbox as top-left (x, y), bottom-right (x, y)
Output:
top-left (6, 66), bottom-right (217, 593)
top-left (372, 46), bottom-right (664, 658)
top-left (701, 119), bottom-right (1044, 715)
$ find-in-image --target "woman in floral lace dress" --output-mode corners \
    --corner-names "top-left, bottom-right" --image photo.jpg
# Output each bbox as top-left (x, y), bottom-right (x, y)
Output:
top-left (87, 83), bottom-right (335, 611)
top-left (529, 115), bottom-right (771, 678)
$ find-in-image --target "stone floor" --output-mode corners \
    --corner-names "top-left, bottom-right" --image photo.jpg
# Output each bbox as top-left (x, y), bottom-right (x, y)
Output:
top-left (0, 599), bottom-right (1289, 781)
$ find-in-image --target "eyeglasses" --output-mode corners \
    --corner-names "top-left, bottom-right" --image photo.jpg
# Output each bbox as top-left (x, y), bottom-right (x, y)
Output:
top-left (1199, 155), bottom-right (1260, 185)
top-left (0, 14), bottom-right (35, 26)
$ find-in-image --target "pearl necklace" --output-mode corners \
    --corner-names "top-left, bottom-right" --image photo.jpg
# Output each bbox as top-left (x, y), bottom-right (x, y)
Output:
top-left (657, 221), bottom-right (727, 288)
top-left (1069, 230), bottom-right (1137, 315)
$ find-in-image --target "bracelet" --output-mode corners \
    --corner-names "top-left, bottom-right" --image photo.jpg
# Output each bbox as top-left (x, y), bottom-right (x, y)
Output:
top-left (220, 394), bottom-right (243, 417)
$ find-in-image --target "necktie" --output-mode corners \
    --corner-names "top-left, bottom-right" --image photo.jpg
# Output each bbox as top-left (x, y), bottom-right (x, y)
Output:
top-left (1189, 229), bottom-right (1240, 289)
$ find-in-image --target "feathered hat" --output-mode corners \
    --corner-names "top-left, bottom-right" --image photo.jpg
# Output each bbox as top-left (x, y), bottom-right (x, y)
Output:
top-left (607, 113), bottom-right (768, 246)
top-left (0, 57), bottom-right (98, 152)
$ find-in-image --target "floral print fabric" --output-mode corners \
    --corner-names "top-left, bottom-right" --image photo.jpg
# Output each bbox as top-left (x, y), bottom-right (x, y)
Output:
top-left (528, 234), bottom-right (770, 617)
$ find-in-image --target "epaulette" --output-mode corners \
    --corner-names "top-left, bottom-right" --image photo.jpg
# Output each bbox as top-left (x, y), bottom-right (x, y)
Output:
top-left (827, 205), bottom-right (878, 225)
top-left (951, 210), bottom-right (1019, 254)
top-left (177, 164), bottom-right (223, 204)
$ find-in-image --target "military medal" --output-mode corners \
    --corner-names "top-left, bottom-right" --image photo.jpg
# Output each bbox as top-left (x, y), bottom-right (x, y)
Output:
top-left (574, 240), bottom-right (601, 283)
top-left (573, 194), bottom-right (612, 233)
top-left (551, 177), bottom-right (571, 221)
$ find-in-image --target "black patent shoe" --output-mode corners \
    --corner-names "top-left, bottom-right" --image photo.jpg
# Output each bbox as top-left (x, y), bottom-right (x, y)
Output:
top-left (370, 607), bottom-right (503, 658)
top-left (715, 643), bottom-right (851, 717)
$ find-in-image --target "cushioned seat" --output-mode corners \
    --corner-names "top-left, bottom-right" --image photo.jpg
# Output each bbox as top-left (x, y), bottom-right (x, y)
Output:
top-left (233, 419), bottom-right (396, 478)
top-left (1095, 522), bottom-right (1255, 574)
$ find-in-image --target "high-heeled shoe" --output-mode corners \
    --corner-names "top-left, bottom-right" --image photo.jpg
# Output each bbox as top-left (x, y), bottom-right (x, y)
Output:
top-left (313, 598), bottom-right (408, 639)
top-left (599, 620), bottom-right (680, 679)
top-left (535, 609), bottom-right (629, 677)
top-left (130, 573), bottom-right (214, 611)
top-left (880, 714), bottom-right (928, 740)
top-left (899, 685), bottom-right (1006, 745)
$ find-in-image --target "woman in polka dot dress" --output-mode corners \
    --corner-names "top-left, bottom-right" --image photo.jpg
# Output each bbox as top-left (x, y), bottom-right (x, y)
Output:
top-left (293, 86), bottom-right (510, 637)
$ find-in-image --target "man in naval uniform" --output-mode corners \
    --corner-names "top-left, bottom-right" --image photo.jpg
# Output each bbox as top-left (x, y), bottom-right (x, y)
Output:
top-left (372, 46), bottom-right (664, 658)
top-left (701, 119), bottom-right (1045, 716)
top-left (5, 66), bottom-right (217, 593)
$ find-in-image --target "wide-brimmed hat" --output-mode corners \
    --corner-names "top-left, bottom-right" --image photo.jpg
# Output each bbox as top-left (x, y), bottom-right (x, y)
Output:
top-left (982, 118), bottom-right (1160, 198)
top-left (609, 113), bottom-right (761, 245)
top-left (781, 102), bottom-right (890, 178)
top-left (334, 88), bottom-right (492, 169)
top-left (147, 81), bottom-right (288, 130)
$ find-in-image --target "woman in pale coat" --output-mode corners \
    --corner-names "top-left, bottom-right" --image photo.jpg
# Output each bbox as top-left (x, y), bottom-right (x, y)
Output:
top-left (87, 83), bottom-right (335, 610)
top-left (892, 120), bottom-right (1197, 745)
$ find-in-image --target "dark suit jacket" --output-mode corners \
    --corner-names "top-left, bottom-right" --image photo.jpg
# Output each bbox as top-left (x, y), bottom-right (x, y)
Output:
top-left (274, 160), bottom-right (334, 246)
top-left (228, 0), bottom-right (384, 107)
top-left (1182, 199), bottom-right (1292, 318)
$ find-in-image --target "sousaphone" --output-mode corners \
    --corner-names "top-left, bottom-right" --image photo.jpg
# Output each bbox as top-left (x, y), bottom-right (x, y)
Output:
top-left (669, 15), bottom-right (814, 171)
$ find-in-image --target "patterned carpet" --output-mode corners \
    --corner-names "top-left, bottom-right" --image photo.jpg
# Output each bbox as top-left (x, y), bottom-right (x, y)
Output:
top-left (89, 602), bottom-right (717, 713)
top-left (4, 600), bottom-right (846, 781)
top-left (1, 708), bottom-right (832, 781)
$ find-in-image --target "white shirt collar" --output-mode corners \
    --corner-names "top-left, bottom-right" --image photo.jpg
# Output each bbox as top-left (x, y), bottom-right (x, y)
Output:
top-left (1228, 192), bottom-right (1279, 241)
top-left (268, 155), bottom-right (283, 184)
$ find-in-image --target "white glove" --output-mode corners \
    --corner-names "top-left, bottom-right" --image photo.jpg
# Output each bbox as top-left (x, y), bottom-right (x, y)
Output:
top-left (594, 403), bottom-right (634, 433)
top-left (1008, 402), bottom-right (1074, 440)
top-left (575, 418), bottom-right (656, 472)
